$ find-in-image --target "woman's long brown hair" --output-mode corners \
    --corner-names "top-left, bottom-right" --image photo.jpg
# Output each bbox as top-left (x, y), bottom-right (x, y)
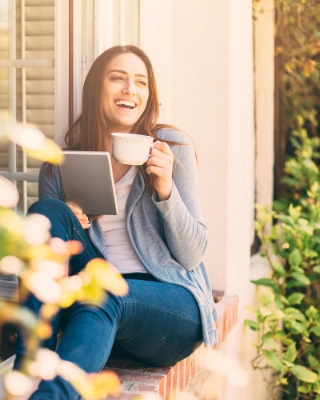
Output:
top-left (65, 45), bottom-right (177, 149)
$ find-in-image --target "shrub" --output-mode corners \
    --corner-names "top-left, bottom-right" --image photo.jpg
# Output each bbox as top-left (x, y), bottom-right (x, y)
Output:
top-left (246, 130), bottom-right (320, 399)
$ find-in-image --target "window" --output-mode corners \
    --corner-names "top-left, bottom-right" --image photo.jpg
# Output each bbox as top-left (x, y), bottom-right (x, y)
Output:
top-left (0, 0), bottom-right (68, 295)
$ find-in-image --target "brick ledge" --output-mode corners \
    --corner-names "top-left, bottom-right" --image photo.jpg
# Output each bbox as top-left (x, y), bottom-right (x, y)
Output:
top-left (105, 295), bottom-right (238, 400)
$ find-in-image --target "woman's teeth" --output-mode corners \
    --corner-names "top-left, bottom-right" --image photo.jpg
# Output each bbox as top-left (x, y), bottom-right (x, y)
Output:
top-left (115, 100), bottom-right (135, 109)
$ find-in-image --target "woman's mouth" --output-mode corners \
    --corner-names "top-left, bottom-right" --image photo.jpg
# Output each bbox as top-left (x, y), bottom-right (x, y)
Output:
top-left (115, 100), bottom-right (136, 109)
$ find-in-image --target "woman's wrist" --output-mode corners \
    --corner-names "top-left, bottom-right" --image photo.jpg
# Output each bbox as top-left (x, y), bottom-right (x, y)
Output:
top-left (156, 182), bottom-right (173, 201)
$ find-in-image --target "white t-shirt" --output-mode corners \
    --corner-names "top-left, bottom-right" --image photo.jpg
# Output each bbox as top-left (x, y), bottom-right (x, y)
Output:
top-left (99, 166), bottom-right (148, 274)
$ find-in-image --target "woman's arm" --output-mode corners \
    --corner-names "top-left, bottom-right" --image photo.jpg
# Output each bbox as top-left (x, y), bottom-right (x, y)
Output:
top-left (151, 130), bottom-right (207, 271)
top-left (38, 162), bottom-right (65, 201)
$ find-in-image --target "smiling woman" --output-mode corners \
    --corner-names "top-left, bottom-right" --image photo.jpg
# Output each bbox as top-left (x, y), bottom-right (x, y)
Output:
top-left (13, 45), bottom-right (218, 400)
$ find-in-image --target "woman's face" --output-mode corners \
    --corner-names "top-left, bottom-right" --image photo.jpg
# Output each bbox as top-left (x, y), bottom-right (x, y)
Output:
top-left (102, 53), bottom-right (149, 134)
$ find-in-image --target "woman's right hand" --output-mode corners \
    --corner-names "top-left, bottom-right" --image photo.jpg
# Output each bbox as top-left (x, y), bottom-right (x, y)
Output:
top-left (67, 204), bottom-right (91, 229)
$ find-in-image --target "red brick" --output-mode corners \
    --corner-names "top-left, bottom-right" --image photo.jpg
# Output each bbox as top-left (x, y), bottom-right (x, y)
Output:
top-left (146, 367), bottom-right (171, 374)
top-left (185, 357), bottom-right (191, 387)
top-left (114, 371), bottom-right (165, 385)
top-left (178, 359), bottom-right (185, 390)
top-left (166, 369), bottom-right (173, 400)
top-left (158, 376), bottom-right (166, 398)
top-left (107, 392), bottom-right (138, 400)
top-left (105, 360), bottom-right (145, 370)
top-left (129, 383), bottom-right (158, 393)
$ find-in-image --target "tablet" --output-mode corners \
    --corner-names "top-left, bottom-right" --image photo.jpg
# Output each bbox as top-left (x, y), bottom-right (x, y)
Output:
top-left (59, 151), bottom-right (118, 215)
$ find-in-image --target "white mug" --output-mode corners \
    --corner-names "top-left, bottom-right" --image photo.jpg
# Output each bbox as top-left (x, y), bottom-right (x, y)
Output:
top-left (111, 133), bottom-right (154, 165)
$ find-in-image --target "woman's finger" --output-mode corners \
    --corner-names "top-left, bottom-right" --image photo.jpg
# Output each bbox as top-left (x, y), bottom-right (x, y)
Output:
top-left (152, 141), bottom-right (173, 155)
top-left (67, 204), bottom-right (91, 229)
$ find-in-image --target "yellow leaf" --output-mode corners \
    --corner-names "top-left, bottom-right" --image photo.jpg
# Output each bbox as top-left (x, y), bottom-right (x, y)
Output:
top-left (40, 304), bottom-right (59, 320)
top-left (85, 371), bottom-right (121, 398)
top-left (35, 322), bottom-right (52, 340)
top-left (85, 259), bottom-right (128, 296)
top-left (26, 137), bottom-right (64, 164)
top-left (59, 290), bottom-right (78, 308)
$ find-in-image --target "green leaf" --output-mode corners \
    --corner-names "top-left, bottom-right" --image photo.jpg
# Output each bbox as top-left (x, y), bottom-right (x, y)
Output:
top-left (261, 337), bottom-right (279, 351)
top-left (310, 326), bottom-right (320, 336)
top-left (283, 343), bottom-right (297, 363)
top-left (307, 354), bottom-right (319, 368)
top-left (279, 377), bottom-right (288, 385)
top-left (289, 321), bottom-right (304, 334)
top-left (251, 278), bottom-right (276, 288)
top-left (260, 291), bottom-right (275, 307)
top-left (289, 365), bottom-right (318, 383)
top-left (284, 307), bottom-right (306, 321)
top-left (289, 249), bottom-right (303, 267)
top-left (275, 294), bottom-right (285, 308)
top-left (306, 306), bottom-right (318, 318)
top-left (289, 204), bottom-right (301, 220)
top-left (286, 281), bottom-right (305, 289)
top-left (272, 260), bottom-right (286, 277)
top-left (270, 310), bottom-right (285, 320)
top-left (304, 249), bottom-right (318, 258)
top-left (291, 266), bottom-right (304, 274)
top-left (278, 215), bottom-right (294, 226)
top-left (244, 319), bottom-right (260, 331)
top-left (259, 307), bottom-right (272, 317)
top-left (287, 293), bottom-right (305, 306)
top-left (262, 350), bottom-right (284, 371)
top-left (313, 266), bottom-right (320, 274)
top-left (297, 385), bottom-right (311, 394)
top-left (291, 272), bottom-right (311, 286)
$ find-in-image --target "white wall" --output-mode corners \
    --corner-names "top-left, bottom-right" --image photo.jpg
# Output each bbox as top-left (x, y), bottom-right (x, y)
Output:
top-left (171, 0), bottom-right (255, 296)
top-left (171, 0), bottom-right (231, 289)
top-left (141, 0), bottom-right (255, 291)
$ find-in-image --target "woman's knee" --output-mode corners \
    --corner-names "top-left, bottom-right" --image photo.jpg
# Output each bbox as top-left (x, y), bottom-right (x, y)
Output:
top-left (28, 199), bottom-right (78, 235)
top-left (28, 198), bottom-right (69, 217)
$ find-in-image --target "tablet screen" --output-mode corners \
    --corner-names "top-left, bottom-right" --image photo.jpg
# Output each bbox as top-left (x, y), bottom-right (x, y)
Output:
top-left (59, 151), bottom-right (118, 215)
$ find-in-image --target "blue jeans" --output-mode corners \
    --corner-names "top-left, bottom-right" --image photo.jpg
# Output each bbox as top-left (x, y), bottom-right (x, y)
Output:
top-left (15, 199), bottom-right (202, 400)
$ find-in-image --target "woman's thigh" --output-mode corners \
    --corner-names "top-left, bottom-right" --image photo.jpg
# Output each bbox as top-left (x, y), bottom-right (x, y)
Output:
top-left (28, 198), bottom-right (99, 274)
top-left (115, 279), bottom-right (203, 367)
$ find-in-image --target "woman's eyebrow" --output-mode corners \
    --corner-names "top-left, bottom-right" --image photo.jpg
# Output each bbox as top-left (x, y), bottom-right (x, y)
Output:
top-left (108, 69), bottom-right (148, 79)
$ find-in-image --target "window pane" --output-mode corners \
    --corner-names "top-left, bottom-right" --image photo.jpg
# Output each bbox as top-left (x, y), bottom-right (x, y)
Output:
top-left (0, 142), bottom-right (9, 172)
top-left (16, 180), bottom-right (38, 214)
top-left (113, 0), bottom-right (140, 46)
top-left (0, 67), bottom-right (9, 172)
top-left (16, 0), bottom-right (55, 60)
top-left (0, 1), bottom-right (9, 60)
top-left (16, 67), bottom-right (55, 172)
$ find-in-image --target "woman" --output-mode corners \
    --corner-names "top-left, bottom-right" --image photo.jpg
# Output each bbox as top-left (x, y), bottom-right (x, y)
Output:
top-left (15, 45), bottom-right (218, 399)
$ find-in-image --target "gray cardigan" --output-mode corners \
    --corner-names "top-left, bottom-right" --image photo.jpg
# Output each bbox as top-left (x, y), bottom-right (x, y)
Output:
top-left (39, 128), bottom-right (218, 347)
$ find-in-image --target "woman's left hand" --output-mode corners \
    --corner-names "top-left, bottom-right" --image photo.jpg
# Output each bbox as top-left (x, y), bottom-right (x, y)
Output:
top-left (145, 141), bottom-right (174, 201)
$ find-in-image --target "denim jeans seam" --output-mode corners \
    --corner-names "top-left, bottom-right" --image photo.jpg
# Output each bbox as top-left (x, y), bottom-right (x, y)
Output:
top-left (72, 227), bottom-right (93, 259)
top-left (121, 299), bottom-right (201, 325)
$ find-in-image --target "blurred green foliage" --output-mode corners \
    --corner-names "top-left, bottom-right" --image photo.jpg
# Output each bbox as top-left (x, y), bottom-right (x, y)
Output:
top-left (249, 1), bottom-right (320, 399)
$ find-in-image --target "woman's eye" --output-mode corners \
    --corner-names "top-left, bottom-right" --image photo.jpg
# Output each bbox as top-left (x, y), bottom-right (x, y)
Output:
top-left (138, 80), bottom-right (147, 86)
top-left (111, 76), bottom-right (123, 81)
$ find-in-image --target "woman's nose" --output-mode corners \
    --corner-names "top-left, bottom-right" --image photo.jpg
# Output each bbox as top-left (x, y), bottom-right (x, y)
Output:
top-left (123, 79), bottom-right (136, 95)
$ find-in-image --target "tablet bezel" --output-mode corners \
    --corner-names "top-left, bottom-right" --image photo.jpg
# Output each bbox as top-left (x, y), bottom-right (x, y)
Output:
top-left (59, 151), bottom-right (118, 215)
